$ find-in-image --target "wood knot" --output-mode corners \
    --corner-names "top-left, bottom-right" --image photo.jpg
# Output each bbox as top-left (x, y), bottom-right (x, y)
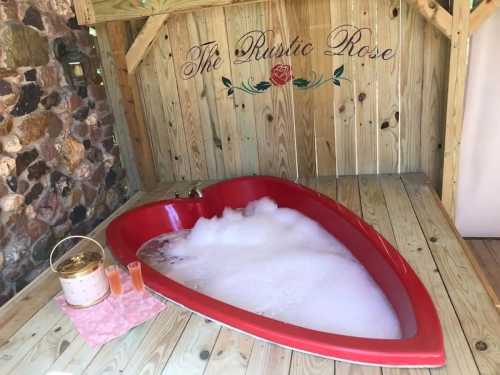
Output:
top-left (235, 49), bottom-right (240, 56)
top-left (266, 114), bottom-right (274, 122)
top-left (381, 121), bottom-right (389, 130)
top-left (392, 7), bottom-right (399, 18)
top-left (358, 92), bottom-right (367, 102)
top-left (338, 104), bottom-right (346, 113)
top-left (59, 340), bottom-right (70, 355)
top-left (430, 236), bottom-right (438, 243)
top-left (199, 350), bottom-right (210, 360)
top-left (428, 1), bottom-right (437, 10)
top-left (214, 137), bottom-right (222, 150)
top-left (394, 111), bottom-right (400, 122)
top-left (475, 341), bottom-right (488, 351)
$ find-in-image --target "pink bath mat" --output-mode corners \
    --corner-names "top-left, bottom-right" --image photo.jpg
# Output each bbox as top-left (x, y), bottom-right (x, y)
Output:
top-left (55, 269), bottom-right (166, 347)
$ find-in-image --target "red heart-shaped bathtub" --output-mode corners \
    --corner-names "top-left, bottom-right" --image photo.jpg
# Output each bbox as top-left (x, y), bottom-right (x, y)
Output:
top-left (106, 176), bottom-right (444, 367)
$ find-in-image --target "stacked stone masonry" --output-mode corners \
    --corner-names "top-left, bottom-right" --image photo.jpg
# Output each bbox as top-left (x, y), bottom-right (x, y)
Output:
top-left (0, 0), bottom-right (128, 305)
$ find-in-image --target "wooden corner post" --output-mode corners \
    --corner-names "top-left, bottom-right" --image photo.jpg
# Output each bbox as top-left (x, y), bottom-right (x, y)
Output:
top-left (441, 0), bottom-right (470, 220)
top-left (102, 21), bottom-right (158, 191)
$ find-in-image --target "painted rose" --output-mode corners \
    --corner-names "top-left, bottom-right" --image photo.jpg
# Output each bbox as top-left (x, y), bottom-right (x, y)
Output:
top-left (269, 64), bottom-right (292, 86)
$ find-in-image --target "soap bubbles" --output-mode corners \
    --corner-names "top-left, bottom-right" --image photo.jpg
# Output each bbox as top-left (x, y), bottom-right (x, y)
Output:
top-left (139, 197), bottom-right (401, 339)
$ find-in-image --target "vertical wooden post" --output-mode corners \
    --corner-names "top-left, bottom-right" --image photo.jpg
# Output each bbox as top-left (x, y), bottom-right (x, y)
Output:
top-left (105, 21), bottom-right (158, 191)
top-left (95, 24), bottom-right (140, 193)
top-left (441, 0), bottom-right (470, 219)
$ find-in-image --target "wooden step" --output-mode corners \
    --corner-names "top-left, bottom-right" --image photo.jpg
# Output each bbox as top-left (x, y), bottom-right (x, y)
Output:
top-left (466, 239), bottom-right (500, 312)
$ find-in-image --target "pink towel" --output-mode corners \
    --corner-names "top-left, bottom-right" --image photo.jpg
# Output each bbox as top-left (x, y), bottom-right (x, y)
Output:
top-left (55, 269), bottom-right (166, 347)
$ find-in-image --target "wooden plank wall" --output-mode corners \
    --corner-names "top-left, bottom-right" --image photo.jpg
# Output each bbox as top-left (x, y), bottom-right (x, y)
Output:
top-left (126, 0), bottom-right (449, 188)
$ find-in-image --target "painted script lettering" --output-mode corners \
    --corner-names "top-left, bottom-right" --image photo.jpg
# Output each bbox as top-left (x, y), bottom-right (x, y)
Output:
top-left (233, 30), bottom-right (313, 64)
top-left (181, 41), bottom-right (222, 80)
top-left (325, 24), bottom-right (396, 60)
top-left (179, 25), bottom-right (396, 79)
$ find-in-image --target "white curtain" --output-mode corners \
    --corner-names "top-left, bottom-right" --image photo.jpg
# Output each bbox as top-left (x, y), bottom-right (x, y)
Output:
top-left (455, 9), bottom-right (500, 237)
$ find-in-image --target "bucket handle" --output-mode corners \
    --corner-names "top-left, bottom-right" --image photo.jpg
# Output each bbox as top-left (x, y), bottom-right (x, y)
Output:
top-left (49, 235), bottom-right (106, 273)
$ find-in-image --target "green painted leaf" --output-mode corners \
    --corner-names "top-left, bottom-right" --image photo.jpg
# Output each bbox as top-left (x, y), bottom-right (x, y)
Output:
top-left (222, 77), bottom-right (232, 88)
top-left (333, 79), bottom-right (341, 86)
top-left (293, 78), bottom-right (310, 88)
top-left (227, 88), bottom-right (234, 96)
top-left (334, 65), bottom-right (344, 78)
top-left (255, 81), bottom-right (271, 91)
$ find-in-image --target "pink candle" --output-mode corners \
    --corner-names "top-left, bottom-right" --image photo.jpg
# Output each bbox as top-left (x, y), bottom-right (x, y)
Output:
top-left (127, 261), bottom-right (145, 292)
top-left (105, 265), bottom-right (122, 296)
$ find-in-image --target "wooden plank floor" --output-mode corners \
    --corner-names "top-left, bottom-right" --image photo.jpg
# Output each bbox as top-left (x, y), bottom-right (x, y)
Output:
top-left (466, 239), bottom-right (500, 311)
top-left (0, 174), bottom-right (499, 375)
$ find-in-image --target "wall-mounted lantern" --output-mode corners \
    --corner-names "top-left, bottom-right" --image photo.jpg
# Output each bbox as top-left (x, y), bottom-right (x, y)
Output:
top-left (53, 38), bottom-right (91, 89)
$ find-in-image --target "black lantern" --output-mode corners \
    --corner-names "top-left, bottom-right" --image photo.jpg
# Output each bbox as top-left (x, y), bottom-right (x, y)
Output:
top-left (53, 38), bottom-right (91, 89)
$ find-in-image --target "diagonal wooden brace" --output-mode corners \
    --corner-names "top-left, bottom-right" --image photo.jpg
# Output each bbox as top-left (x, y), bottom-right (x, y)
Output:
top-left (470, 0), bottom-right (500, 34)
top-left (405, 0), bottom-right (452, 39)
top-left (126, 14), bottom-right (170, 75)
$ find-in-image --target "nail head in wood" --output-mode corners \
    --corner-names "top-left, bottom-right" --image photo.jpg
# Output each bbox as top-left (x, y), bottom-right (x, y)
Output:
top-left (475, 341), bottom-right (488, 351)
top-left (199, 350), bottom-right (210, 360)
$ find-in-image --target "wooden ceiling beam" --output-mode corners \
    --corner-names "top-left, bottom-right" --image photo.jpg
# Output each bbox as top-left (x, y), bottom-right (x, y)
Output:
top-left (75, 0), bottom-right (455, 40)
top-left (74, 0), bottom-right (267, 25)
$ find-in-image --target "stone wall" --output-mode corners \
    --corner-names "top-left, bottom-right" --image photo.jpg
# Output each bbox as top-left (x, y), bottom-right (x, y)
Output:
top-left (0, 1), bottom-right (128, 305)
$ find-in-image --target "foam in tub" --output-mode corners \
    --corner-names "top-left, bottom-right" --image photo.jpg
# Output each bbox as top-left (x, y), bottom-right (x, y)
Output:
top-left (106, 176), bottom-right (445, 367)
top-left (138, 197), bottom-right (402, 340)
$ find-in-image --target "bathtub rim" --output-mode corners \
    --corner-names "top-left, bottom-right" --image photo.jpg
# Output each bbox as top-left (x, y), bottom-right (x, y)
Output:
top-left (106, 175), bottom-right (445, 367)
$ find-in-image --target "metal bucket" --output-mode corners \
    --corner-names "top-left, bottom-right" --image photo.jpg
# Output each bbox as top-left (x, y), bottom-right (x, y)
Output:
top-left (50, 235), bottom-right (110, 308)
